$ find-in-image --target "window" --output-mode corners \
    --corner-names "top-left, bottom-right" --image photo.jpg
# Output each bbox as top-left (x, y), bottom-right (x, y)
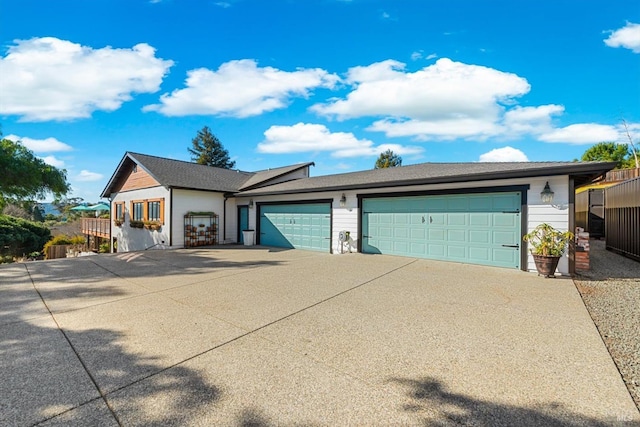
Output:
top-left (148, 201), bottom-right (161, 221)
top-left (114, 202), bottom-right (125, 220)
top-left (132, 202), bottom-right (144, 221)
top-left (129, 198), bottom-right (164, 224)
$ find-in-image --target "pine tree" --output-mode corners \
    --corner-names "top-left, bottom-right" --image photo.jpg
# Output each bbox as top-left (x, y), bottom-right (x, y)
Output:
top-left (374, 149), bottom-right (402, 169)
top-left (188, 126), bottom-right (236, 169)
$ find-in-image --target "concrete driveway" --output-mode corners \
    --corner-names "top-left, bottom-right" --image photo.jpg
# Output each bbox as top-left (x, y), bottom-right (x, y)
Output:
top-left (1, 247), bottom-right (638, 426)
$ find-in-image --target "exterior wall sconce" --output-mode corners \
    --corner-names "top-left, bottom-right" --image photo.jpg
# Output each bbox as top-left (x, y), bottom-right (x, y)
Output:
top-left (249, 199), bottom-right (254, 209)
top-left (339, 193), bottom-right (347, 207)
top-left (540, 182), bottom-right (554, 204)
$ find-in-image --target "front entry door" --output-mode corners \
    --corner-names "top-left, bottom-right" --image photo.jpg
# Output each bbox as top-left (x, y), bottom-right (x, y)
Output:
top-left (238, 206), bottom-right (249, 244)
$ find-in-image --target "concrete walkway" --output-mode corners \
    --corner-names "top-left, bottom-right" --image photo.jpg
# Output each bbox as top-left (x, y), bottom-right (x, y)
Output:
top-left (1, 247), bottom-right (638, 426)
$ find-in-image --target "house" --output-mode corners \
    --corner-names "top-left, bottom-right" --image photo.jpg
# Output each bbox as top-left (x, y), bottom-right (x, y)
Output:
top-left (101, 152), bottom-right (616, 275)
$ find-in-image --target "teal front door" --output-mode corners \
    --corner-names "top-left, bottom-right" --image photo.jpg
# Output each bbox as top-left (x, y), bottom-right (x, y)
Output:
top-left (238, 206), bottom-right (249, 244)
top-left (259, 203), bottom-right (331, 252)
top-left (362, 192), bottom-right (521, 269)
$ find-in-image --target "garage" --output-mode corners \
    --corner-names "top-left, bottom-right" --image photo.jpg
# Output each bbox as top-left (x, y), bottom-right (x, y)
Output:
top-left (258, 202), bottom-right (331, 252)
top-left (361, 191), bottom-right (522, 269)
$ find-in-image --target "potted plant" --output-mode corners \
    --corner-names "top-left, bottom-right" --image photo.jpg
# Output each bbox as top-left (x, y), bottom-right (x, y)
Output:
top-left (523, 223), bottom-right (573, 278)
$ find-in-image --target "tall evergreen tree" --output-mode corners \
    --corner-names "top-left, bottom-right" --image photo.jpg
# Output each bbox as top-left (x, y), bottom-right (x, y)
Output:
top-left (374, 149), bottom-right (403, 169)
top-left (188, 126), bottom-right (236, 169)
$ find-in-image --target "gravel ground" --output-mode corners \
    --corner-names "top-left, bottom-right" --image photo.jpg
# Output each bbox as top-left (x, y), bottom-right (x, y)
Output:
top-left (574, 239), bottom-right (640, 411)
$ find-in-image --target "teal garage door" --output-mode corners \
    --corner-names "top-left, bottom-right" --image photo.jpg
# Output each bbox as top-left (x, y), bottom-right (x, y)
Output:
top-left (362, 192), bottom-right (521, 268)
top-left (259, 203), bottom-right (331, 252)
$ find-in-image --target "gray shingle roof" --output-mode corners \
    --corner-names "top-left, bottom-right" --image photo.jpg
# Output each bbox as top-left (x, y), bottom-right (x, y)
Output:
top-left (235, 161), bottom-right (617, 196)
top-left (239, 162), bottom-right (314, 190)
top-left (100, 153), bottom-right (314, 197)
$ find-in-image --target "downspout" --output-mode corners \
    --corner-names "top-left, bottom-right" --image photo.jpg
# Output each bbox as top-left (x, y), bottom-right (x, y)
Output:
top-left (223, 195), bottom-right (227, 242)
top-left (568, 177), bottom-right (575, 276)
top-left (169, 188), bottom-right (173, 246)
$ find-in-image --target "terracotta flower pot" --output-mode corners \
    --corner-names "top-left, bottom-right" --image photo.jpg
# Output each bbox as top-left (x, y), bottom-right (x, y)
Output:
top-left (532, 254), bottom-right (561, 278)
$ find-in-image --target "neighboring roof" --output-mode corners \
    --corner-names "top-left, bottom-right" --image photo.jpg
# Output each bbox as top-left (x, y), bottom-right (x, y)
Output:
top-left (100, 152), bottom-right (314, 198)
top-left (235, 161), bottom-right (618, 197)
top-left (239, 162), bottom-right (314, 191)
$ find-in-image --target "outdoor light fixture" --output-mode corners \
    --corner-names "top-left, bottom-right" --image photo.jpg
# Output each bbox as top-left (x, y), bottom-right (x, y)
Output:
top-left (249, 199), bottom-right (254, 209)
top-left (339, 193), bottom-right (347, 207)
top-left (540, 182), bottom-right (554, 204)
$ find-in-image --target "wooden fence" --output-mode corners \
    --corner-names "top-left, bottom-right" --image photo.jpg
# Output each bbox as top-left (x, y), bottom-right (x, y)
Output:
top-left (46, 245), bottom-right (72, 260)
top-left (605, 177), bottom-right (640, 262)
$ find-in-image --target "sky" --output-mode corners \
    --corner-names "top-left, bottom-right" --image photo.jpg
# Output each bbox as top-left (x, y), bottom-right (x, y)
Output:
top-left (1, 0), bottom-right (639, 203)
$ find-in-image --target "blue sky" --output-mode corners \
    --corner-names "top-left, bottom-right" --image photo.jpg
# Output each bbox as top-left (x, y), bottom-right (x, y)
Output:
top-left (1, 0), bottom-right (639, 202)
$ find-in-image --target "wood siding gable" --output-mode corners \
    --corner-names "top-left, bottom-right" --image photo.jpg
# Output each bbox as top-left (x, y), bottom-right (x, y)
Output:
top-left (115, 164), bottom-right (161, 193)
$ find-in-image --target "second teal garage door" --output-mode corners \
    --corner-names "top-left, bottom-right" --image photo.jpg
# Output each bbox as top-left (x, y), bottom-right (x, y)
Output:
top-left (362, 192), bottom-right (521, 269)
top-left (259, 203), bottom-right (331, 252)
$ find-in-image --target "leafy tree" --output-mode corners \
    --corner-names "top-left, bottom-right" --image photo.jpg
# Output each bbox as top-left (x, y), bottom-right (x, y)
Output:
top-left (0, 214), bottom-right (51, 261)
top-left (580, 142), bottom-right (633, 169)
top-left (188, 126), bottom-right (235, 169)
top-left (0, 134), bottom-right (70, 210)
top-left (375, 149), bottom-right (403, 169)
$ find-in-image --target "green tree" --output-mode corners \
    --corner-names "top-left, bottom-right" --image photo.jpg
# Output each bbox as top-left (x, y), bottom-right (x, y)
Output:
top-left (580, 142), bottom-right (633, 169)
top-left (52, 196), bottom-right (85, 220)
top-left (0, 134), bottom-right (70, 210)
top-left (374, 149), bottom-right (403, 169)
top-left (188, 126), bottom-right (235, 169)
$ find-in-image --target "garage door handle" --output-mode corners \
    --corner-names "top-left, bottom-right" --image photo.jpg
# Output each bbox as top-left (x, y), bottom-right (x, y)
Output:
top-left (502, 211), bottom-right (520, 214)
top-left (501, 244), bottom-right (519, 248)
top-left (363, 235), bottom-right (371, 238)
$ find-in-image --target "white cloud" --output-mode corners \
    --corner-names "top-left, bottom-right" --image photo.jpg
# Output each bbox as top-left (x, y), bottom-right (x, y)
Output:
top-left (5, 134), bottom-right (73, 152)
top-left (502, 104), bottom-right (564, 134)
top-left (426, 53), bottom-right (438, 60)
top-left (539, 124), bottom-right (620, 144)
top-left (604, 22), bottom-right (640, 53)
top-left (41, 155), bottom-right (65, 168)
top-left (257, 122), bottom-right (424, 158)
top-left (75, 170), bottom-right (104, 182)
top-left (311, 58), bottom-right (530, 140)
top-left (144, 59), bottom-right (339, 118)
top-left (410, 51), bottom-right (423, 61)
top-left (0, 37), bottom-right (173, 121)
top-left (479, 147), bottom-right (529, 162)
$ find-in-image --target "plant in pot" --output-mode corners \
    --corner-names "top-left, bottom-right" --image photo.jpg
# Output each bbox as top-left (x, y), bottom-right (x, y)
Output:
top-left (523, 223), bottom-right (573, 278)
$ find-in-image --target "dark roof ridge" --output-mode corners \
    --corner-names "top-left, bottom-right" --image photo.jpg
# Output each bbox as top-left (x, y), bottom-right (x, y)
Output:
top-left (127, 152), bottom-right (254, 175)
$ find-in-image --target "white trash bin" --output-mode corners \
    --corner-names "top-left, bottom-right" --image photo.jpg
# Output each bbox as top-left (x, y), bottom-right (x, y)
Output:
top-left (242, 230), bottom-right (255, 246)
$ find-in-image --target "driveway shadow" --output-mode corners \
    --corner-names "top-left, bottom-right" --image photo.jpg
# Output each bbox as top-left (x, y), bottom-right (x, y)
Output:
top-left (390, 376), bottom-right (634, 426)
top-left (0, 265), bottom-right (221, 425)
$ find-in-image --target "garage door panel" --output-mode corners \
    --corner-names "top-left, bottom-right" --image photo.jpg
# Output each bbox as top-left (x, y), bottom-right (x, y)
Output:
top-left (470, 213), bottom-right (490, 226)
top-left (362, 192), bottom-right (521, 269)
top-left (430, 214), bottom-right (446, 225)
top-left (469, 230), bottom-right (490, 244)
top-left (447, 246), bottom-right (467, 259)
top-left (447, 229), bottom-right (466, 242)
top-left (469, 247), bottom-right (490, 262)
top-left (447, 213), bottom-right (467, 226)
top-left (493, 213), bottom-right (518, 227)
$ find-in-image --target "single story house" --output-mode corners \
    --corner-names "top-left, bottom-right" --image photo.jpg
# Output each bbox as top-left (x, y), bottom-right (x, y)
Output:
top-left (101, 152), bottom-right (615, 275)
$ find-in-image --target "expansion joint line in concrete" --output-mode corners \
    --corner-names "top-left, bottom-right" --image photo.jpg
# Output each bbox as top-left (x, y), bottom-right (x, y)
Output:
top-left (90, 258), bottom-right (420, 399)
top-left (23, 264), bottom-right (124, 427)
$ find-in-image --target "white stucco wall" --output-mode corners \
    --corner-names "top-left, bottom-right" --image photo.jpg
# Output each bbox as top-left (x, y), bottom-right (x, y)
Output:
top-left (171, 189), bottom-right (225, 247)
top-left (234, 174), bottom-right (572, 274)
top-left (109, 186), bottom-right (171, 253)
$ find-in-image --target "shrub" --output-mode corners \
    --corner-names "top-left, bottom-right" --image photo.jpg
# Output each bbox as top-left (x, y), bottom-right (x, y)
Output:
top-left (0, 215), bottom-right (51, 262)
top-left (99, 242), bottom-right (110, 253)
